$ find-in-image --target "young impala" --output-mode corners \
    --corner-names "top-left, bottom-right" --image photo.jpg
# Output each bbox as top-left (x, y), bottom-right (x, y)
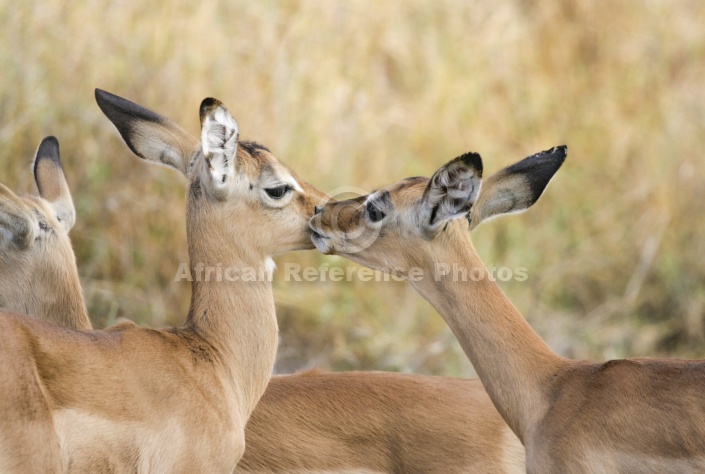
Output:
top-left (311, 146), bottom-right (705, 473)
top-left (0, 90), bottom-right (326, 472)
top-left (97, 92), bottom-right (525, 473)
top-left (1, 122), bottom-right (524, 471)
top-left (0, 137), bottom-right (90, 330)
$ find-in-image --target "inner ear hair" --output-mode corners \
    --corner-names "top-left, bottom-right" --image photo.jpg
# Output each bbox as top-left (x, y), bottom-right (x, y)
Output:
top-left (423, 152), bottom-right (483, 228)
top-left (198, 98), bottom-right (239, 199)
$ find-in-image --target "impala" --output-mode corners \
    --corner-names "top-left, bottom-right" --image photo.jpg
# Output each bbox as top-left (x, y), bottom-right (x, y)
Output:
top-left (97, 92), bottom-right (525, 473)
top-left (0, 90), bottom-right (327, 472)
top-left (0, 130), bottom-right (525, 471)
top-left (0, 137), bottom-right (90, 330)
top-left (311, 146), bottom-right (705, 473)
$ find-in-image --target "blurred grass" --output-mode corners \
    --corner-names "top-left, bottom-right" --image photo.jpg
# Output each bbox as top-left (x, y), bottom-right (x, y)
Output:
top-left (1, 0), bottom-right (704, 376)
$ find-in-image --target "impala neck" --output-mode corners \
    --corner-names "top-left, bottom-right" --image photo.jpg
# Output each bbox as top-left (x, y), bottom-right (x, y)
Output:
top-left (184, 206), bottom-right (278, 418)
top-left (43, 259), bottom-right (91, 331)
top-left (409, 228), bottom-right (566, 440)
top-left (28, 245), bottom-right (91, 331)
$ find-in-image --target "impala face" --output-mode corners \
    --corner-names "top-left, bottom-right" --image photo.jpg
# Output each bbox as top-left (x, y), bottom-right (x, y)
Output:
top-left (193, 99), bottom-right (329, 255)
top-left (310, 146), bottom-right (567, 274)
top-left (309, 176), bottom-right (439, 273)
top-left (96, 91), bottom-right (329, 258)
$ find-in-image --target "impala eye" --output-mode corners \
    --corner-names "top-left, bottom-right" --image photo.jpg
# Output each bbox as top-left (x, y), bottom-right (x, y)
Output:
top-left (367, 201), bottom-right (386, 223)
top-left (265, 185), bottom-right (292, 200)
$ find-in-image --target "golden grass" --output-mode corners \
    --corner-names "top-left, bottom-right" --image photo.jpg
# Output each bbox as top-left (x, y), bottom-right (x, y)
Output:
top-left (1, 1), bottom-right (704, 375)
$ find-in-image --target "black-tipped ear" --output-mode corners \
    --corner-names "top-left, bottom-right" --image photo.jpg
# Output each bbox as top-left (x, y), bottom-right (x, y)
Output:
top-left (33, 136), bottom-right (75, 232)
top-left (498, 145), bottom-right (566, 203)
top-left (420, 152), bottom-right (483, 230)
top-left (33, 136), bottom-right (62, 200)
top-left (95, 89), bottom-right (199, 175)
top-left (199, 98), bottom-right (224, 126)
top-left (34, 135), bottom-right (60, 167)
top-left (95, 89), bottom-right (167, 132)
top-left (468, 145), bottom-right (566, 230)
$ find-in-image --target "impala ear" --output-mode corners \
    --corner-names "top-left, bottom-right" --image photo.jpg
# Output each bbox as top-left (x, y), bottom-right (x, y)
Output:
top-left (0, 183), bottom-right (38, 249)
top-left (420, 152), bottom-right (483, 231)
top-left (95, 89), bottom-right (199, 175)
top-left (33, 136), bottom-right (75, 232)
top-left (198, 98), bottom-right (239, 200)
top-left (468, 145), bottom-right (567, 230)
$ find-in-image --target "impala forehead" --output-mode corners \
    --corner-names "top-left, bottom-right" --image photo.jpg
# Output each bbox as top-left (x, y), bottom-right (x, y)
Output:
top-left (236, 142), bottom-right (303, 191)
top-left (258, 162), bottom-right (303, 191)
top-left (365, 177), bottom-right (428, 210)
top-left (363, 190), bottom-right (391, 209)
top-left (334, 194), bottom-right (365, 211)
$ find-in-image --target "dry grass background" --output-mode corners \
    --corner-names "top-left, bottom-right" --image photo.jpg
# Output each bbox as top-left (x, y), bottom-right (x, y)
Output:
top-left (1, 1), bottom-right (704, 376)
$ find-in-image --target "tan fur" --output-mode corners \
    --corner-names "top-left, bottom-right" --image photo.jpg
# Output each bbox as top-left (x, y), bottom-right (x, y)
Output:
top-left (312, 148), bottom-right (705, 473)
top-left (5, 139), bottom-right (525, 473)
top-left (0, 91), bottom-right (328, 472)
top-left (0, 138), bottom-right (89, 330)
top-left (240, 371), bottom-right (524, 473)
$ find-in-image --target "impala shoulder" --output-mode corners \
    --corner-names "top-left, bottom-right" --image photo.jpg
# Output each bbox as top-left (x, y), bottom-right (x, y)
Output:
top-left (563, 359), bottom-right (641, 378)
top-left (577, 359), bottom-right (645, 389)
top-left (553, 359), bottom-right (700, 399)
top-left (590, 358), bottom-right (705, 380)
top-left (165, 327), bottom-right (218, 364)
top-left (597, 358), bottom-right (640, 373)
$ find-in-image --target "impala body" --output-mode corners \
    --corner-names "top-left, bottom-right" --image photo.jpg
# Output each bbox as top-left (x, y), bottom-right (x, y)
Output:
top-left (0, 124), bottom-right (524, 471)
top-left (311, 146), bottom-right (705, 473)
top-left (0, 91), bottom-right (326, 472)
top-left (243, 370), bottom-right (523, 473)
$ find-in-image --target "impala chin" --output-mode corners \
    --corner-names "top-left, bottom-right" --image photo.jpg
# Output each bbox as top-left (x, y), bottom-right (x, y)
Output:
top-left (310, 231), bottom-right (333, 254)
top-left (308, 219), bottom-right (333, 254)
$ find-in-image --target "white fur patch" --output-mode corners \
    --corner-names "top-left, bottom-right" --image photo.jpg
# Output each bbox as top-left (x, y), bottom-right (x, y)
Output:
top-left (265, 257), bottom-right (276, 280)
top-left (201, 106), bottom-right (238, 194)
top-left (201, 107), bottom-right (238, 158)
top-left (289, 177), bottom-right (304, 193)
top-left (310, 233), bottom-right (331, 254)
top-left (0, 226), bottom-right (12, 243)
top-left (501, 426), bottom-right (526, 473)
top-left (53, 409), bottom-right (188, 472)
top-left (52, 197), bottom-right (76, 232)
top-left (362, 192), bottom-right (378, 208)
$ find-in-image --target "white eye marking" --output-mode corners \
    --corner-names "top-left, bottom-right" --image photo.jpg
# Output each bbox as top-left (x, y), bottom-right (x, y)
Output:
top-left (263, 175), bottom-right (300, 200)
top-left (363, 192), bottom-right (380, 208)
top-left (289, 178), bottom-right (303, 193)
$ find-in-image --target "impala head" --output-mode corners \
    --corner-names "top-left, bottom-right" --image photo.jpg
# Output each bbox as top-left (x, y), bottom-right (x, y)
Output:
top-left (309, 146), bottom-right (567, 274)
top-left (0, 137), bottom-right (85, 320)
top-left (95, 90), bottom-right (327, 260)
